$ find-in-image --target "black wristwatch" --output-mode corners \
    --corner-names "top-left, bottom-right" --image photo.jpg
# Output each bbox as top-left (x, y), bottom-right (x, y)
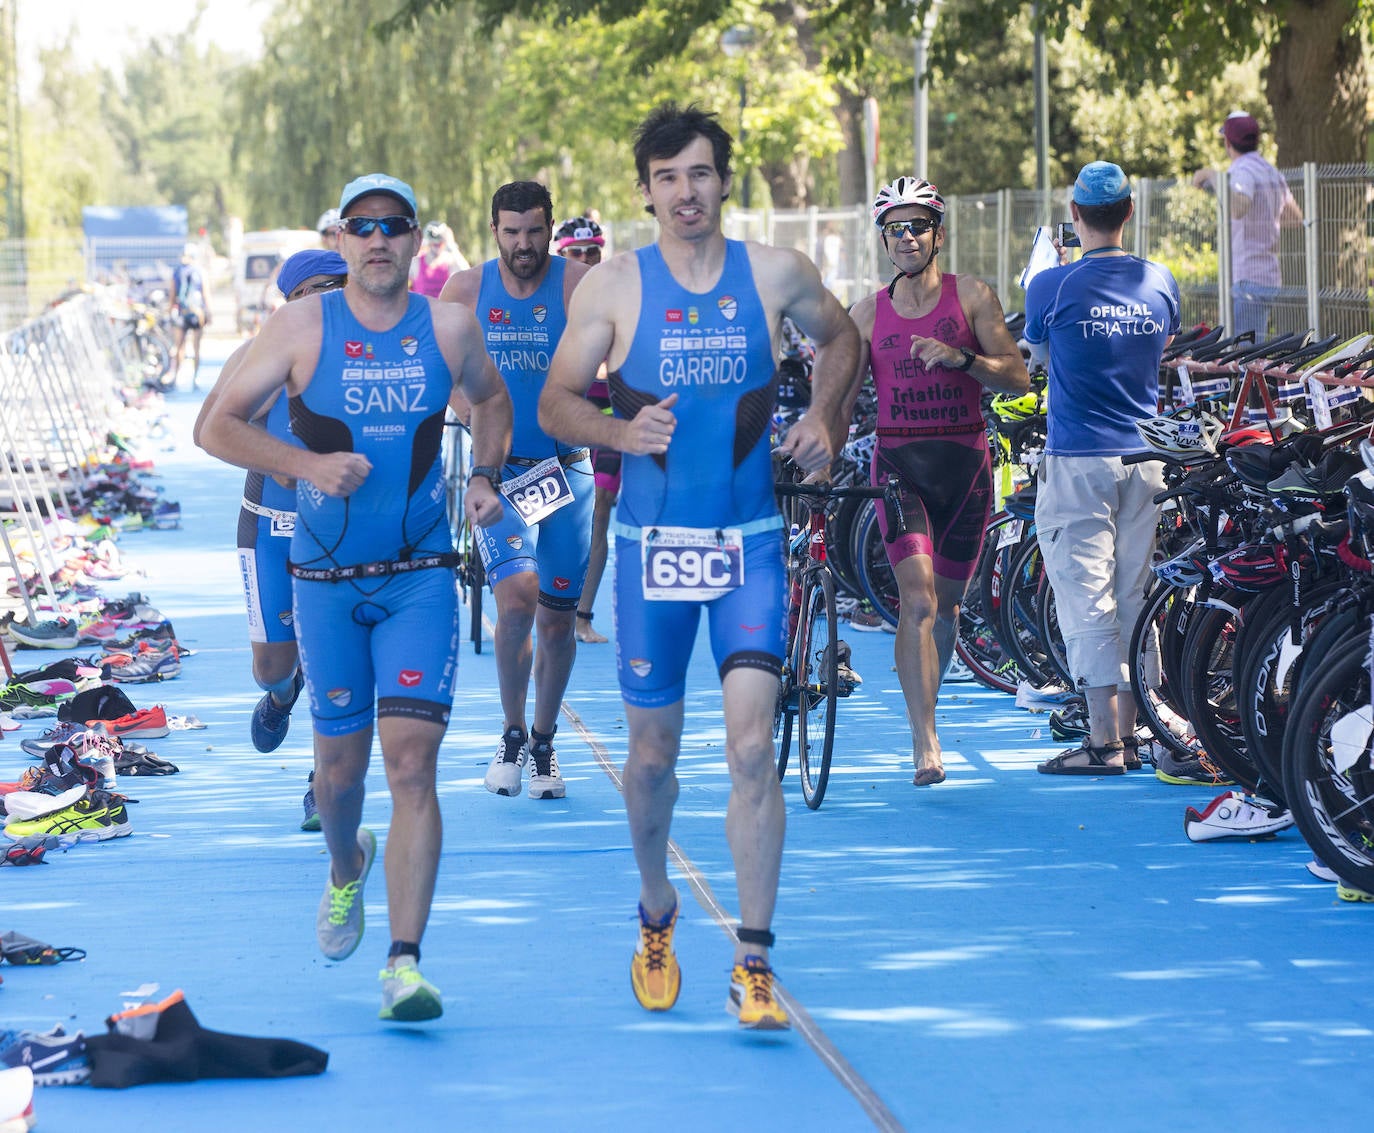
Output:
top-left (469, 465), bottom-right (502, 489)
top-left (954, 348), bottom-right (977, 372)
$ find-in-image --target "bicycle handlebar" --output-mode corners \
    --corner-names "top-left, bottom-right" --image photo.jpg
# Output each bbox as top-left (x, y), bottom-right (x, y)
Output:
top-left (774, 480), bottom-right (888, 500)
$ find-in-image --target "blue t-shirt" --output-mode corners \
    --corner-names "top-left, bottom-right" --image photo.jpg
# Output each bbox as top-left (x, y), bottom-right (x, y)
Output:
top-left (475, 255), bottom-right (572, 461)
top-left (288, 290), bottom-right (452, 568)
top-left (1024, 254), bottom-right (1180, 456)
top-left (610, 240), bottom-right (778, 528)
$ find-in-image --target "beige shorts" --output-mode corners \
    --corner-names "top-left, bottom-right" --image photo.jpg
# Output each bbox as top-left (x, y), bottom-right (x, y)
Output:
top-left (1034, 454), bottom-right (1164, 690)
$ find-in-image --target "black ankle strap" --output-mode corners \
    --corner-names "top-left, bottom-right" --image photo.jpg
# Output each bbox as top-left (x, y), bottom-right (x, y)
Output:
top-left (576, 611), bottom-right (593, 621)
top-left (737, 927), bottom-right (775, 948)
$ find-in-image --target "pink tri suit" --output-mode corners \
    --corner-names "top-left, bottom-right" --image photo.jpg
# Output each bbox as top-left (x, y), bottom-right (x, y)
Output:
top-left (867, 274), bottom-right (993, 582)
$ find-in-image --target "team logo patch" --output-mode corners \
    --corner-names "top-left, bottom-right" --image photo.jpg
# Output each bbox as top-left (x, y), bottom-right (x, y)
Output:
top-left (533, 304), bottom-right (547, 324)
top-left (277, 609), bottom-right (294, 628)
top-left (506, 535), bottom-right (524, 549)
top-left (718, 296), bottom-right (738, 321)
top-left (344, 341), bottom-right (363, 359)
top-left (400, 335), bottom-right (418, 356)
top-left (365, 342), bottom-right (375, 360)
top-left (553, 576), bottom-right (570, 591)
top-left (398, 669), bottom-right (423, 688)
top-left (488, 308), bottom-right (506, 323)
top-left (327, 688), bottom-right (352, 708)
top-left (687, 307), bottom-right (699, 325)
top-left (666, 309), bottom-right (683, 323)
top-left (878, 334), bottom-right (901, 351)
top-left (629, 658), bottom-right (652, 678)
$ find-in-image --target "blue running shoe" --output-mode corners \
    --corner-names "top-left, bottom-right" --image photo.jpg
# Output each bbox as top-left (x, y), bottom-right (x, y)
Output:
top-left (0, 1026), bottom-right (90, 1085)
top-left (250, 669), bottom-right (305, 754)
top-left (300, 771), bottom-right (321, 832)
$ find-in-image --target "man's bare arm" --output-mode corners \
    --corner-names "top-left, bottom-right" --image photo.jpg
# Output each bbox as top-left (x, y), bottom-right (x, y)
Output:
top-left (958, 276), bottom-right (1031, 395)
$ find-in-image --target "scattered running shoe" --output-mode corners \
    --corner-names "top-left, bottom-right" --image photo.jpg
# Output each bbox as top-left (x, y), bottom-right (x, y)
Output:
top-left (1154, 748), bottom-right (1236, 787)
top-left (1183, 791), bottom-right (1294, 842)
top-left (106, 648), bottom-right (181, 683)
top-left (88, 706), bottom-right (168, 740)
top-left (484, 726), bottom-right (528, 796)
top-left (6, 619), bottom-right (80, 650)
top-left (151, 501), bottom-right (182, 530)
top-left (3, 789), bottom-right (132, 843)
top-left (250, 669), bottom-right (304, 754)
top-left (378, 960), bottom-right (443, 1022)
top-left (1307, 859), bottom-right (1340, 882)
top-left (727, 955), bottom-right (791, 1031)
top-left (528, 731), bottom-right (566, 800)
top-left (316, 827), bottom-right (376, 961)
top-left (631, 901), bottom-right (681, 1012)
top-left (1336, 880), bottom-right (1374, 902)
top-left (16, 721), bottom-right (85, 755)
top-left (300, 771), bottom-right (321, 832)
top-left (847, 606), bottom-right (887, 633)
top-left (0, 1026), bottom-right (89, 1085)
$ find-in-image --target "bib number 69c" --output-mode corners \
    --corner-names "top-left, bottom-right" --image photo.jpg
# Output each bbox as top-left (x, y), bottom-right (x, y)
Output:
top-left (641, 526), bottom-right (744, 601)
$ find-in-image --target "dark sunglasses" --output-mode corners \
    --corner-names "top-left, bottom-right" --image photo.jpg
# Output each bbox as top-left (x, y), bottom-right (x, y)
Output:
top-left (881, 218), bottom-right (939, 240)
top-left (340, 215), bottom-right (418, 238)
top-left (288, 276), bottom-right (347, 301)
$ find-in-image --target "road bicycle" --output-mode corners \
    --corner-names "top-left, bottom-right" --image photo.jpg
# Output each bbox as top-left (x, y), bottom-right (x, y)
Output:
top-left (773, 471), bottom-right (888, 809)
top-left (442, 414), bottom-right (487, 653)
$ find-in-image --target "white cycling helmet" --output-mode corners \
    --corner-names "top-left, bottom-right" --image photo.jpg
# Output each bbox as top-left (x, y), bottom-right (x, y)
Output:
top-left (1135, 406), bottom-right (1224, 456)
top-left (316, 208), bottom-right (341, 234)
top-left (1152, 537), bottom-right (1210, 588)
top-left (872, 177), bottom-right (945, 228)
top-left (843, 430), bottom-right (877, 467)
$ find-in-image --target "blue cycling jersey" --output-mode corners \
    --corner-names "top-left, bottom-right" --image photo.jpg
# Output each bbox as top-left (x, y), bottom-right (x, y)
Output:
top-left (610, 240), bottom-right (779, 529)
top-left (475, 256), bottom-right (574, 460)
top-left (288, 290), bottom-right (452, 569)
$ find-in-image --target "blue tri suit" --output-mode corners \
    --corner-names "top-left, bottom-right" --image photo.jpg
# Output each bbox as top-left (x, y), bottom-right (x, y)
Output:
top-left (609, 240), bottom-right (786, 708)
top-left (236, 393), bottom-right (298, 645)
top-left (288, 290), bottom-right (459, 737)
top-left (473, 254), bottom-right (593, 609)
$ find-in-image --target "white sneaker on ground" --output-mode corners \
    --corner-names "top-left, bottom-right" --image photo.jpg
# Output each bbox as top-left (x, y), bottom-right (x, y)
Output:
top-left (528, 734), bottom-right (566, 800)
top-left (1183, 792), bottom-right (1294, 843)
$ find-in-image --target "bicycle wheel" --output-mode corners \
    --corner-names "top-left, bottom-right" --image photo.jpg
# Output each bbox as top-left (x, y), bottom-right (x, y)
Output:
top-left (1282, 632), bottom-right (1374, 894)
top-left (1034, 571), bottom-right (1072, 686)
top-left (468, 548), bottom-right (486, 654)
top-left (1129, 583), bottom-right (1199, 760)
top-left (957, 517), bottom-right (1023, 694)
top-left (997, 535), bottom-right (1056, 687)
top-left (853, 502), bottom-right (899, 626)
top-left (1179, 601), bottom-right (1260, 791)
top-left (795, 566), bottom-right (838, 809)
top-left (774, 692), bottom-right (795, 780)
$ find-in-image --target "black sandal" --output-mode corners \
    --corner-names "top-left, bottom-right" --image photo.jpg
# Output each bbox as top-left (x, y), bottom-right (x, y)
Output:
top-left (1038, 739), bottom-right (1127, 776)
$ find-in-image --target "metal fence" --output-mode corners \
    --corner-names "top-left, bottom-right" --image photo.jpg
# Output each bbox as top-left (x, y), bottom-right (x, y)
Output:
top-left (606, 162), bottom-right (1374, 339)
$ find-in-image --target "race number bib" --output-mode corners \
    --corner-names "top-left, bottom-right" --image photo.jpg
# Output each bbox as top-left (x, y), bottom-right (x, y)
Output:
top-left (641, 526), bottom-right (744, 601)
top-left (500, 458), bottom-right (574, 526)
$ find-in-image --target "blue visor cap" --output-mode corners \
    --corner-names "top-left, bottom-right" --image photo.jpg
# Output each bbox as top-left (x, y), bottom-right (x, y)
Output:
top-left (338, 173), bottom-right (417, 218)
top-left (1072, 161), bottom-right (1131, 206)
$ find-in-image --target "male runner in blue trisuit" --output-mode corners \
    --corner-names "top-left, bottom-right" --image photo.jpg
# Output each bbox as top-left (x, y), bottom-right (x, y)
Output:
top-left (541, 104), bottom-right (859, 1030)
top-left (202, 173), bottom-right (512, 1024)
top-left (441, 183), bottom-right (594, 801)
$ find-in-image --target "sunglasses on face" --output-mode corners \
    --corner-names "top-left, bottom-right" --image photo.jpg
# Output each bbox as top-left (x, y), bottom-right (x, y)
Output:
top-left (881, 218), bottom-right (939, 240)
top-left (564, 246), bottom-right (601, 261)
top-left (288, 277), bottom-right (347, 301)
top-left (340, 215), bottom-right (418, 238)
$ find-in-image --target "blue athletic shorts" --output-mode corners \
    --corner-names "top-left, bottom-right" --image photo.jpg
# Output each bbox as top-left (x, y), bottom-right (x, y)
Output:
top-left (476, 458), bottom-right (594, 610)
top-left (237, 502), bottom-right (297, 645)
top-left (613, 529), bottom-right (786, 709)
top-left (292, 568), bottom-right (459, 737)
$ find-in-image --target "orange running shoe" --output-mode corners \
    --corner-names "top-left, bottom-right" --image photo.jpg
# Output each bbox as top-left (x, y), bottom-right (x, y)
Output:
top-left (630, 901), bottom-right (681, 1011)
top-left (727, 956), bottom-right (791, 1031)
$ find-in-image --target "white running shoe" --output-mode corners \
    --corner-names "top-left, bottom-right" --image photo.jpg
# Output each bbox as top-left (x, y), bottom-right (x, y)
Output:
top-left (484, 726), bottom-right (528, 796)
top-left (1184, 791), bottom-right (1294, 843)
top-left (316, 827), bottom-right (376, 960)
top-left (528, 734), bottom-right (566, 800)
top-left (378, 960), bottom-right (443, 1022)
top-left (1306, 859), bottom-right (1340, 882)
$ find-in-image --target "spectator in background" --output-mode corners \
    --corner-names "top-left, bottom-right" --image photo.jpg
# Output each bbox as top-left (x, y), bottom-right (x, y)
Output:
top-left (554, 215), bottom-right (613, 644)
top-left (170, 243), bottom-right (212, 389)
top-left (316, 209), bottom-right (342, 250)
top-left (1192, 111), bottom-right (1302, 340)
top-left (411, 221), bottom-right (469, 297)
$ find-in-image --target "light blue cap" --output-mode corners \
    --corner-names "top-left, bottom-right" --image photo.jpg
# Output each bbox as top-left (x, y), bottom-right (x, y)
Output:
top-left (338, 173), bottom-right (417, 218)
top-left (1072, 161), bottom-right (1131, 206)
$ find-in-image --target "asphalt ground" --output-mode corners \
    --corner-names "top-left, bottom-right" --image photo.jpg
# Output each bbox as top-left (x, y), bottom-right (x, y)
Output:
top-left (5, 338), bottom-right (1371, 1133)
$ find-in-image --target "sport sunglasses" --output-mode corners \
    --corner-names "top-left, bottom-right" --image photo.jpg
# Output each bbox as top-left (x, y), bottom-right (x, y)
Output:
top-left (880, 218), bottom-right (939, 239)
top-left (340, 215), bottom-right (418, 238)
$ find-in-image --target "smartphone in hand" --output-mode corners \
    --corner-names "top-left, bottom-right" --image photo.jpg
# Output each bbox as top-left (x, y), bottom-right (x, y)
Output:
top-left (1055, 222), bottom-right (1081, 248)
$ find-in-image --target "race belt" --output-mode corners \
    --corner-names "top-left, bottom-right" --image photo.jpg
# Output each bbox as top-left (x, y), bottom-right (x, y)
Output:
top-left (288, 552), bottom-right (460, 582)
top-left (506, 448), bottom-right (590, 468)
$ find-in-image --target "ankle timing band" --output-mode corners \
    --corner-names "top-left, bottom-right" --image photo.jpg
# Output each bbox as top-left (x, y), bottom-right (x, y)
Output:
top-left (388, 940), bottom-right (421, 963)
top-left (737, 927), bottom-right (775, 948)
